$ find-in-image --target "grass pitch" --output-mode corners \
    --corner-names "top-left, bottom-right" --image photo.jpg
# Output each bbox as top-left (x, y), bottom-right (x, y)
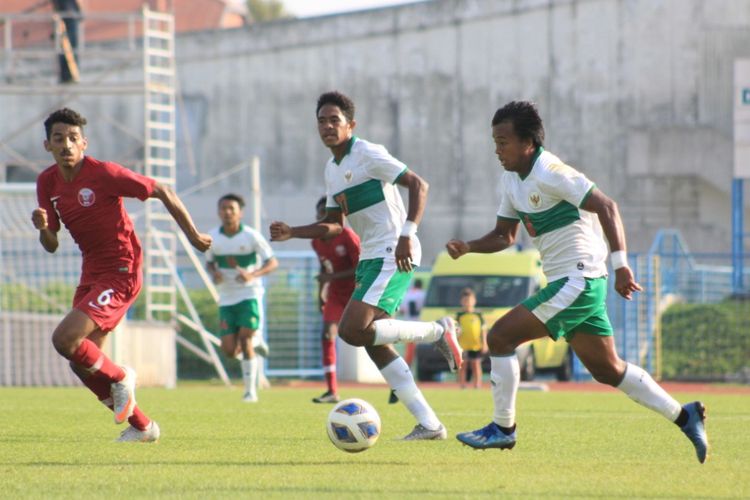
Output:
top-left (1, 383), bottom-right (748, 499)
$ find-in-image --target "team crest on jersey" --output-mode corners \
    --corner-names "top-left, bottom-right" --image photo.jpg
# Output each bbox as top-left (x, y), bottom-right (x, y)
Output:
top-left (528, 191), bottom-right (542, 209)
top-left (344, 170), bottom-right (353, 183)
top-left (335, 245), bottom-right (347, 256)
top-left (78, 188), bottom-right (95, 207)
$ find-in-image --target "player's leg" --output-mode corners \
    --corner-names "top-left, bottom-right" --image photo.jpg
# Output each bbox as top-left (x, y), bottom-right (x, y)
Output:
top-left (570, 332), bottom-right (708, 463)
top-left (340, 258), bottom-right (462, 371)
top-left (339, 299), bottom-right (446, 440)
top-left (63, 326), bottom-right (158, 441)
top-left (234, 299), bottom-right (261, 402)
top-left (458, 352), bottom-right (468, 388)
top-left (313, 320), bottom-right (340, 403)
top-left (472, 357), bottom-right (482, 389)
top-left (456, 304), bottom-right (548, 449)
top-left (237, 326), bottom-right (258, 402)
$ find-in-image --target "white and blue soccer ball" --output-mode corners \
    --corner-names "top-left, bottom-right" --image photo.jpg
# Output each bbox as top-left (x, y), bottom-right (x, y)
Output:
top-left (326, 398), bottom-right (381, 453)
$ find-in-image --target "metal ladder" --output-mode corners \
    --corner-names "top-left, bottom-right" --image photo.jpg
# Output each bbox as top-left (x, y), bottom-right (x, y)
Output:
top-left (142, 6), bottom-right (177, 322)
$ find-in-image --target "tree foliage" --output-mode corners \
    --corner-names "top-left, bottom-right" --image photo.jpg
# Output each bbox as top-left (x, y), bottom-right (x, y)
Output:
top-left (246, 0), bottom-right (291, 22)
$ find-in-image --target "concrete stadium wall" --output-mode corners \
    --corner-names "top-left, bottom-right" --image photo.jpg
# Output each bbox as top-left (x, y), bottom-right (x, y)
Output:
top-left (3, 0), bottom-right (750, 263)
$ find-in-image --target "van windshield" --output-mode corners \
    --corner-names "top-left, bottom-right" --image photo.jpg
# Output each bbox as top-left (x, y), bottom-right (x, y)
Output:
top-left (424, 275), bottom-right (532, 308)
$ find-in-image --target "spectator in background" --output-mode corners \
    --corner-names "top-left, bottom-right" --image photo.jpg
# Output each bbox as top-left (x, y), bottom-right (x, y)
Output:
top-left (311, 196), bottom-right (360, 403)
top-left (456, 288), bottom-right (487, 389)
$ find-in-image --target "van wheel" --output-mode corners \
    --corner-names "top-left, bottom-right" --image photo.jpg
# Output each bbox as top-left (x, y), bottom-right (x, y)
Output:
top-left (520, 348), bottom-right (535, 381)
top-left (556, 349), bottom-right (573, 381)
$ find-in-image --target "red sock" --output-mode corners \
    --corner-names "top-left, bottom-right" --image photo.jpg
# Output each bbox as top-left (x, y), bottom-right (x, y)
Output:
top-left (322, 338), bottom-right (337, 394)
top-left (70, 339), bottom-right (125, 383)
top-left (404, 342), bottom-right (416, 366)
top-left (128, 407), bottom-right (151, 431)
top-left (71, 363), bottom-right (151, 431)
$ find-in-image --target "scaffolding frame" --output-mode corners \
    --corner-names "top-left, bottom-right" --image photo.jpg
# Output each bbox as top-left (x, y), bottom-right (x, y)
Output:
top-left (0, 7), bottom-right (230, 385)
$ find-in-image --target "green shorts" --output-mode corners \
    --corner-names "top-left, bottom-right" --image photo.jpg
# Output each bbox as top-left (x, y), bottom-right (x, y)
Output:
top-left (522, 276), bottom-right (613, 341)
top-left (219, 298), bottom-right (260, 336)
top-left (352, 258), bottom-right (413, 316)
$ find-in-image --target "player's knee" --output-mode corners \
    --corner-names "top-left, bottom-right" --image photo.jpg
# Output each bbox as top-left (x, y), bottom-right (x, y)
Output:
top-left (51, 329), bottom-right (76, 358)
top-left (338, 326), bottom-right (367, 347)
top-left (588, 364), bottom-right (621, 386)
top-left (487, 330), bottom-right (514, 355)
top-left (220, 342), bottom-right (236, 357)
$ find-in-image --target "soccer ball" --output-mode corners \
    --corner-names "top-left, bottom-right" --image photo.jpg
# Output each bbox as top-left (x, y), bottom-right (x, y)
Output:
top-left (326, 398), bottom-right (381, 453)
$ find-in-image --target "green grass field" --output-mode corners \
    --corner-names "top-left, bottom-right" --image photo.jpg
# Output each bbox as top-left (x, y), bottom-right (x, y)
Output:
top-left (1, 384), bottom-right (748, 499)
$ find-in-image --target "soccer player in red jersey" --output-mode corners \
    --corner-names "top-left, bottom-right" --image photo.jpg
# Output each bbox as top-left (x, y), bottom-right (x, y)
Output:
top-left (310, 196), bottom-right (360, 403)
top-left (32, 108), bottom-right (212, 442)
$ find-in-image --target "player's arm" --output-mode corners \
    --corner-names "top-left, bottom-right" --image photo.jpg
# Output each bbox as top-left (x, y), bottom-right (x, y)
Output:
top-left (270, 209), bottom-right (343, 241)
top-left (206, 260), bottom-right (223, 284)
top-left (394, 170), bottom-right (429, 272)
top-left (580, 187), bottom-right (643, 300)
top-left (31, 208), bottom-right (59, 253)
top-left (150, 183), bottom-right (211, 252)
top-left (446, 218), bottom-right (519, 260)
top-left (250, 257), bottom-right (279, 279)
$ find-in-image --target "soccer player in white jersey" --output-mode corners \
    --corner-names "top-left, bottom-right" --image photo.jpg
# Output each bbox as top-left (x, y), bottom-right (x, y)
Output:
top-left (270, 91), bottom-right (462, 440)
top-left (207, 194), bottom-right (278, 403)
top-left (449, 101), bottom-right (709, 463)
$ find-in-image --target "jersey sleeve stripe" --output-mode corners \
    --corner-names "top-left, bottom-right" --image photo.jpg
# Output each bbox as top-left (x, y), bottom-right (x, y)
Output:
top-left (578, 184), bottom-right (596, 208)
top-left (392, 167), bottom-right (409, 184)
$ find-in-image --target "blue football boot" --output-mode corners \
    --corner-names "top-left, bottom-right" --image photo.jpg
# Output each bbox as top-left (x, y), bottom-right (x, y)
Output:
top-left (456, 422), bottom-right (516, 450)
top-left (680, 401), bottom-right (708, 463)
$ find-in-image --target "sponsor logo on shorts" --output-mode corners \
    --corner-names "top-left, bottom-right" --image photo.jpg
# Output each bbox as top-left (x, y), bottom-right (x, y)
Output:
top-left (78, 188), bottom-right (95, 207)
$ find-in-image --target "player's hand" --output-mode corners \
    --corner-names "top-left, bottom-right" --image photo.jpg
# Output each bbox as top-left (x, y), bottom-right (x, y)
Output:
top-left (31, 208), bottom-right (49, 230)
top-left (190, 232), bottom-right (212, 252)
top-left (235, 268), bottom-right (255, 284)
top-left (614, 266), bottom-right (643, 300)
top-left (446, 239), bottom-right (469, 259)
top-left (270, 221), bottom-right (292, 241)
top-left (395, 236), bottom-right (413, 272)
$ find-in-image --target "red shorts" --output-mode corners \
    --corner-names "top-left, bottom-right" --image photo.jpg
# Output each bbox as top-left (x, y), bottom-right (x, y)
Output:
top-left (322, 293), bottom-right (349, 323)
top-left (73, 272), bottom-right (142, 332)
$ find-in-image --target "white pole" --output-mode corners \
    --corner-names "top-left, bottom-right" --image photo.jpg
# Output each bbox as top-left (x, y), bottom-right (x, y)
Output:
top-left (249, 156), bottom-right (270, 389)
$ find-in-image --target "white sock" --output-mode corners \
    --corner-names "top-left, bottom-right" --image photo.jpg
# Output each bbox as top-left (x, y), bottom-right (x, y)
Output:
top-left (617, 363), bottom-right (682, 421)
top-left (373, 319), bottom-right (443, 346)
top-left (380, 357), bottom-right (441, 430)
top-left (490, 355), bottom-right (520, 428)
top-left (241, 358), bottom-right (258, 396)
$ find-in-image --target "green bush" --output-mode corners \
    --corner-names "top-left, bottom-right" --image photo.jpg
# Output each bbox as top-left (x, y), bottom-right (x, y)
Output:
top-left (661, 300), bottom-right (750, 380)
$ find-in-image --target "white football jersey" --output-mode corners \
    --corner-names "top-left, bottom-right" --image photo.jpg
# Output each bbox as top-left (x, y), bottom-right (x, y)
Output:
top-left (496, 149), bottom-right (608, 281)
top-left (325, 137), bottom-right (421, 265)
top-left (206, 224), bottom-right (274, 305)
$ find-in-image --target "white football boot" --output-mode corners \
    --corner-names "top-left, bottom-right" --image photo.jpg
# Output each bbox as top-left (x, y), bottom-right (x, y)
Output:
top-left (116, 421), bottom-right (160, 443)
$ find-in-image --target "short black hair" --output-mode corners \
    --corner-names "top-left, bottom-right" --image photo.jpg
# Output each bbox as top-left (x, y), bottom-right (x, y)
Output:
top-left (44, 108), bottom-right (87, 139)
top-left (316, 196), bottom-right (327, 210)
top-left (218, 193), bottom-right (245, 208)
top-left (413, 279), bottom-right (423, 289)
top-left (460, 287), bottom-right (475, 297)
top-left (491, 101), bottom-right (545, 148)
top-left (316, 91), bottom-right (355, 122)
